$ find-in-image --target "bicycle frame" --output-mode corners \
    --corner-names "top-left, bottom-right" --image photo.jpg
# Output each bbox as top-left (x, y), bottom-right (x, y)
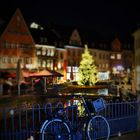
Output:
top-left (40, 95), bottom-right (110, 140)
top-left (80, 96), bottom-right (92, 116)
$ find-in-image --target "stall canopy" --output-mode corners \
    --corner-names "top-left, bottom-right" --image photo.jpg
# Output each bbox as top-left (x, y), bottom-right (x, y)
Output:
top-left (4, 69), bottom-right (63, 78)
top-left (48, 70), bottom-right (63, 77)
top-left (5, 70), bottom-right (32, 78)
top-left (29, 70), bottom-right (53, 77)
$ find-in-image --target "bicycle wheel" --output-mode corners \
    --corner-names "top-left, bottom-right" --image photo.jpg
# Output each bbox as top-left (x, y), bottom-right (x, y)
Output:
top-left (86, 115), bottom-right (110, 140)
top-left (40, 118), bottom-right (72, 140)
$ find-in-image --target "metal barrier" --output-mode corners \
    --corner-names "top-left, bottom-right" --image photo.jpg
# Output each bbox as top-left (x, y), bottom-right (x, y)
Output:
top-left (0, 100), bottom-right (138, 140)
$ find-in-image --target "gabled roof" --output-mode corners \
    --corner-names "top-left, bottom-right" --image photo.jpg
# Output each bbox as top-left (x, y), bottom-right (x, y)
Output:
top-left (0, 8), bottom-right (35, 44)
top-left (0, 8), bottom-right (133, 51)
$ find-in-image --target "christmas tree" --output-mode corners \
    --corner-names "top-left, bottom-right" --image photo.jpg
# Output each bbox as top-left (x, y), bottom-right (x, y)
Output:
top-left (78, 45), bottom-right (98, 86)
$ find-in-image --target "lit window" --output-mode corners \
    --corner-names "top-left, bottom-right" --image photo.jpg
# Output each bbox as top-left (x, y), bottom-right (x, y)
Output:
top-left (110, 54), bottom-right (115, 59)
top-left (58, 61), bottom-right (61, 69)
top-left (117, 54), bottom-right (121, 60)
top-left (42, 60), bottom-right (46, 67)
top-left (37, 50), bottom-right (41, 55)
top-left (106, 64), bottom-right (108, 68)
top-left (3, 57), bottom-right (7, 63)
top-left (38, 60), bottom-right (41, 67)
top-left (47, 60), bottom-right (51, 68)
top-left (50, 50), bottom-right (54, 56)
top-left (42, 49), bottom-right (46, 55)
top-left (47, 49), bottom-right (51, 56)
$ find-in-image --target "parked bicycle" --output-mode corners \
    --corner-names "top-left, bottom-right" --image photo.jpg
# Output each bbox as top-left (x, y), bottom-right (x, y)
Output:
top-left (40, 95), bottom-right (110, 140)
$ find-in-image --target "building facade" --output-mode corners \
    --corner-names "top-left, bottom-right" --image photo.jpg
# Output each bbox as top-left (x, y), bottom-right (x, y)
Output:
top-left (133, 29), bottom-right (140, 92)
top-left (0, 8), bottom-right (134, 84)
top-left (0, 9), bottom-right (36, 71)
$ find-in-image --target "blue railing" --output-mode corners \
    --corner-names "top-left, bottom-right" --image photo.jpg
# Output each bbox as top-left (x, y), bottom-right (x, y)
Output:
top-left (0, 99), bottom-right (138, 140)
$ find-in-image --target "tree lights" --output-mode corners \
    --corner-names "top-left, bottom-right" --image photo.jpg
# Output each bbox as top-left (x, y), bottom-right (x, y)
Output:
top-left (78, 45), bottom-right (98, 86)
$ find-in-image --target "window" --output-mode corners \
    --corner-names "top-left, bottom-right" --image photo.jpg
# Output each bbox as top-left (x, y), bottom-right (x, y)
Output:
top-left (106, 54), bottom-right (109, 60)
top-left (3, 57), bottom-right (7, 63)
top-left (67, 49), bottom-right (70, 55)
top-left (42, 60), bottom-right (46, 68)
top-left (57, 61), bottom-right (62, 69)
top-left (67, 66), bottom-right (71, 73)
top-left (16, 43), bottom-right (19, 48)
top-left (73, 50), bottom-right (75, 57)
top-left (117, 53), bottom-right (121, 60)
top-left (40, 37), bottom-right (44, 43)
top-left (50, 49), bottom-right (54, 56)
top-left (28, 58), bottom-right (32, 64)
top-left (78, 50), bottom-right (81, 56)
top-left (4, 42), bottom-right (9, 49)
top-left (103, 54), bottom-right (105, 59)
top-left (37, 49), bottom-right (41, 55)
top-left (99, 53), bottom-right (101, 59)
top-left (42, 48), bottom-right (46, 56)
top-left (106, 63), bottom-right (109, 68)
top-left (11, 43), bottom-right (15, 49)
top-left (94, 52), bottom-right (96, 57)
top-left (60, 52), bottom-right (63, 59)
top-left (13, 57), bottom-right (17, 63)
top-left (38, 59), bottom-right (41, 67)
top-left (68, 59), bottom-right (71, 66)
top-left (48, 49), bottom-right (51, 56)
top-left (110, 54), bottom-right (115, 59)
top-left (47, 60), bottom-right (51, 68)
top-left (44, 37), bottom-right (47, 43)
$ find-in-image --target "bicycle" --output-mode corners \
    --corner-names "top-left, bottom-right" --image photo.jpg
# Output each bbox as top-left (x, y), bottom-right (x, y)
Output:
top-left (40, 95), bottom-right (110, 140)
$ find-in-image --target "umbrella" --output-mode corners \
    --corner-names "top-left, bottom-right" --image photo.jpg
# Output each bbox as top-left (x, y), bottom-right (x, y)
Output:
top-left (16, 59), bottom-right (23, 96)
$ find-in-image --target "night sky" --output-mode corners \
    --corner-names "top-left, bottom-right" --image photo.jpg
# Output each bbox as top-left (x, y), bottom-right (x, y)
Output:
top-left (0, 0), bottom-right (140, 41)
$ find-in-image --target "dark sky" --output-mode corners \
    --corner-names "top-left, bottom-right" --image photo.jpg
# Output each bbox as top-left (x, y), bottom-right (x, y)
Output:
top-left (1, 0), bottom-right (140, 41)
